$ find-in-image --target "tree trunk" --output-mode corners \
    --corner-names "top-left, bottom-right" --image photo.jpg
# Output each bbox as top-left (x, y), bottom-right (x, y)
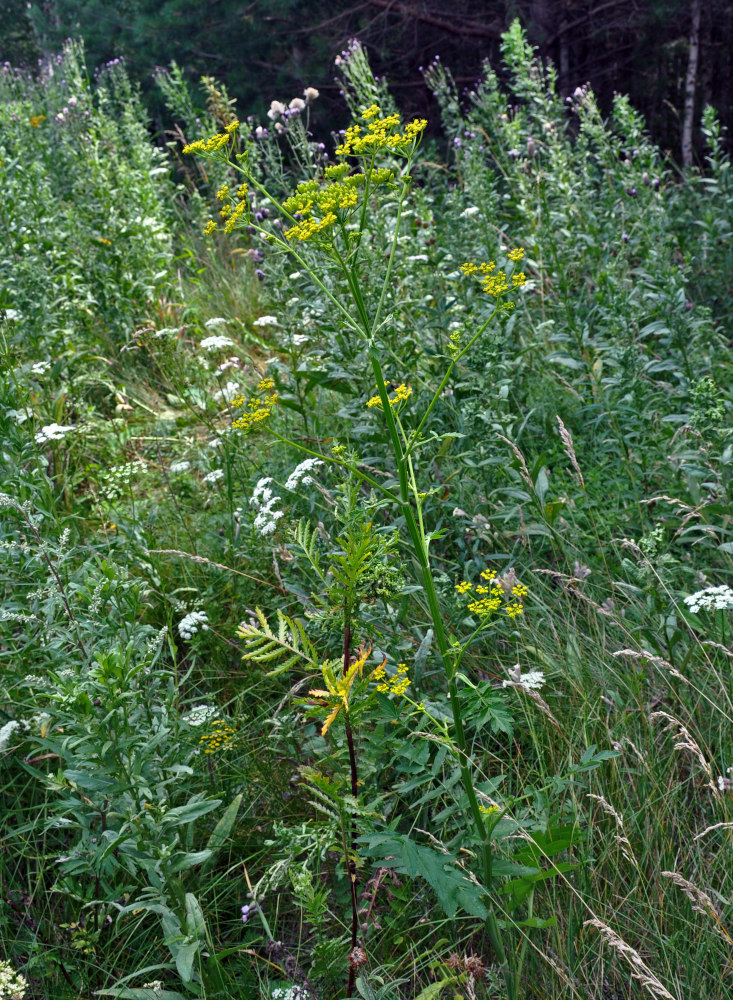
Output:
top-left (681, 0), bottom-right (702, 167)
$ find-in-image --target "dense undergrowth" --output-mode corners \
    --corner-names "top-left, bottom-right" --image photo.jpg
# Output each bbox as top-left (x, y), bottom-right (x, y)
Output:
top-left (1, 22), bottom-right (732, 1000)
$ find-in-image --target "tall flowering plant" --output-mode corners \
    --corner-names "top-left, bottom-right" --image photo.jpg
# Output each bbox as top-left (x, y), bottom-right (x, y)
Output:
top-left (184, 104), bottom-right (528, 999)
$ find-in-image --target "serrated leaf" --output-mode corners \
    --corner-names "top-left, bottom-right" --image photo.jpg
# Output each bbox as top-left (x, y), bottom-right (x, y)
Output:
top-left (358, 832), bottom-right (487, 919)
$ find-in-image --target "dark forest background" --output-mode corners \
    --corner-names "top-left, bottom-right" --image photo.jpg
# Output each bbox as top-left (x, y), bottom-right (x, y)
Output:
top-left (1, 0), bottom-right (731, 163)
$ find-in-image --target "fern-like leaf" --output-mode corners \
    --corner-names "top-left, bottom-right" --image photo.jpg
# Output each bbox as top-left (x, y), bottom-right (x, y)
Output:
top-left (237, 607), bottom-right (318, 676)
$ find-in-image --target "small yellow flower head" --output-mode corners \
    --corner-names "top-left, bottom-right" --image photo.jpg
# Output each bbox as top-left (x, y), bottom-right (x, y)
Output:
top-left (231, 378), bottom-right (278, 430)
top-left (216, 184), bottom-right (230, 201)
top-left (372, 661), bottom-right (410, 697)
top-left (336, 111), bottom-right (427, 157)
top-left (203, 219), bottom-right (218, 235)
top-left (237, 183), bottom-right (248, 199)
top-left (30, 114), bottom-right (46, 127)
top-left (224, 119), bottom-right (240, 134)
top-left (366, 381), bottom-right (412, 411)
top-left (390, 383), bottom-right (412, 406)
top-left (507, 247), bottom-right (525, 262)
top-left (460, 262), bottom-right (478, 275)
top-left (455, 581), bottom-right (472, 594)
top-left (512, 272), bottom-right (526, 288)
top-left (481, 273), bottom-right (509, 297)
top-left (505, 603), bottom-right (524, 618)
top-left (512, 583), bottom-right (529, 598)
top-left (198, 720), bottom-right (236, 754)
top-left (479, 804), bottom-right (500, 816)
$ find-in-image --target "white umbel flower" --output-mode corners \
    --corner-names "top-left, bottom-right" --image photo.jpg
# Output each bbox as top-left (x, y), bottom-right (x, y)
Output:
top-left (684, 585), bottom-right (733, 613)
top-left (0, 959), bottom-right (27, 998)
top-left (0, 720), bottom-right (21, 752)
top-left (35, 423), bottom-right (74, 444)
top-left (200, 335), bottom-right (234, 351)
top-left (178, 611), bottom-right (209, 640)
top-left (285, 458), bottom-right (323, 490)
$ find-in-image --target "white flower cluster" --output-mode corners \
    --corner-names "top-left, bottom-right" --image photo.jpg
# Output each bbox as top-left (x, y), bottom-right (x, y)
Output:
top-left (252, 315), bottom-right (279, 328)
top-left (200, 334), bottom-right (234, 351)
top-left (35, 423), bottom-right (75, 445)
top-left (102, 460), bottom-right (148, 501)
top-left (250, 477), bottom-right (284, 536)
top-left (284, 458), bottom-right (323, 490)
top-left (169, 460), bottom-right (191, 474)
top-left (203, 468), bottom-right (225, 484)
top-left (0, 959), bottom-right (27, 999)
top-left (182, 704), bottom-right (218, 727)
top-left (0, 720), bottom-right (20, 752)
top-left (503, 669), bottom-right (546, 692)
top-left (683, 585), bottom-right (733, 613)
top-left (204, 317), bottom-right (229, 329)
top-left (141, 983), bottom-right (163, 995)
top-left (214, 380), bottom-right (240, 403)
top-left (178, 610), bottom-right (209, 640)
top-left (271, 987), bottom-right (307, 1000)
top-left (29, 361), bottom-right (51, 376)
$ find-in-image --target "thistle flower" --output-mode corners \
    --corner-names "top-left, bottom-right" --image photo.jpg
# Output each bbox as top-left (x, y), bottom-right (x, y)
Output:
top-left (267, 100), bottom-right (286, 120)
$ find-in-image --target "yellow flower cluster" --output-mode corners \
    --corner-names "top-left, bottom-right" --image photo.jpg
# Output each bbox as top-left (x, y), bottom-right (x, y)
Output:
top-left (282, 166), bottom-right (393, 243)
top-left (204, 179), bottom-right (249, 236)
top-left (460, 251), bottom-right (526, 299)
top-left (285, 212), bottom-right (337, 243)
top-left (372, 662), bottom-right (410, 696)
top-left (456, 571), bottom-right (528, 619)
top-left (30, 114), bottom-right (46, 128)
top-left (334, 105), bottom-right (428, 157)
top-left (198, 720), bottom-right (236, 755)
top-left (231, 377), bottom-right (278, 431)
top-left (366, 381), bottom-right (412, 409)
top-left (183, 119), bottom-right (239, 156)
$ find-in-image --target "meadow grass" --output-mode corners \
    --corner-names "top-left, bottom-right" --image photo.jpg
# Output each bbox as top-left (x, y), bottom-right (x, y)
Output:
top-left (0, 22), bottom-right (731, 1000)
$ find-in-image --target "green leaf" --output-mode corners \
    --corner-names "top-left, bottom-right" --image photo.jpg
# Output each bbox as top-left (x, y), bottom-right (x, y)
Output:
top-left (168, 850), bottom-right (212, 874)
top-left (95, 991), bottom-right (187, 1000)
top-left (185, 893), bottom-right (206, 940)
top-left (160, 797), bottom-right (222, 828)
top-left (358, 832), bottom-right (487, 919)
top-left (414, 979), bottom-right (457, 1000)
top-left (174, 940), bottom-right (199, 983)
top-left (201, 793), bottom-right (242, 873)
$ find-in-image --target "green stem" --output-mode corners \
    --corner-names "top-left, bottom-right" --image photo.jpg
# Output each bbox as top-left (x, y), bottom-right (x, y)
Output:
top-left (367, 351), bottom-right (516, 1000)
